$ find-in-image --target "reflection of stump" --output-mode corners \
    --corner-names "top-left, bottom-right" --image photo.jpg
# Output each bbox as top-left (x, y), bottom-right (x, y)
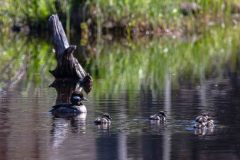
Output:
top-left (49, 80), bottom-right (82, 104)
top-left (48, 14), bottom-right (92, 93)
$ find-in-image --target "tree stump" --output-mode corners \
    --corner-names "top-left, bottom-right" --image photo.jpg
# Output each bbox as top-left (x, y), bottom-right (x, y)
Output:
top-left (48, 14), bottom-right (92, 93)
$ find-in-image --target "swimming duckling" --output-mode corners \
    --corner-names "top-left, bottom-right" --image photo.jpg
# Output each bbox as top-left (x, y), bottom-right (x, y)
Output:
top-left (194, 113), bottom-right (214, 128)
top-left (149, 111), bottom-right (166, 122)
top-left (94, 113), bottom-right (112, 125)
top-left (50, 91), bottom-right (87, 117)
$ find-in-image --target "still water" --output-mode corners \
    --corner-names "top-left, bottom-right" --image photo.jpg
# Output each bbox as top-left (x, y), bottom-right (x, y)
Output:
top-left (1, 76), bottom-right (240, 160)
top-left (1, 26), bottom-right (240, 160)
top-left (0, 75), bottom-right (240, 160)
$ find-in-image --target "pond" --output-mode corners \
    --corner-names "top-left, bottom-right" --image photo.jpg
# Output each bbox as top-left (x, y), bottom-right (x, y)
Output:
top-left (1, 25), bottom-right (240, 160)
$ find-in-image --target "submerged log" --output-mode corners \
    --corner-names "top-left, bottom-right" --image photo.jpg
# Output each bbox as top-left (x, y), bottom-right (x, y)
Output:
top-left (48, 14), bottom-right (92, 92)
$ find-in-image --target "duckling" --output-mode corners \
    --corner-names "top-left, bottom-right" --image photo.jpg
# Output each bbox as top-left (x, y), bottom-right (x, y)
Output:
top-left (94, 113), bottom-right (112, 125)
top-left (50, 91), bottom-right (87, 117)
top-left (194, 113), bottom-right (214, 128)
top-left (149, 111), bottom-right (166, 121)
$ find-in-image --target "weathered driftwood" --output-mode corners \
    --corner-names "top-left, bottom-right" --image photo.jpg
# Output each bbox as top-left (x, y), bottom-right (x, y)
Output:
top-left (48, 14), bottom-right (92, 93)
top-left (48, 14), bottom-right (87, 80)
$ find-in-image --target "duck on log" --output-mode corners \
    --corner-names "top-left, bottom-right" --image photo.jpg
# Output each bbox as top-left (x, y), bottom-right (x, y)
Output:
top-left (48, 14), bottom-right (92, 92)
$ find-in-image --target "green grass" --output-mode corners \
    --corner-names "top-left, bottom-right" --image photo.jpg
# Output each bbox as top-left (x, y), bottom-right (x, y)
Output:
top-left (0, 0), bottom-right (56, 32)
top-left (94, 0), bottom-right (238, 27)
top-left (0, 0), bottom-right (239, 34)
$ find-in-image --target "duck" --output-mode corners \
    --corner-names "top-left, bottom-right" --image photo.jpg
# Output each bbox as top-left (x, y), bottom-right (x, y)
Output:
top-left (149, 111), bottom-right (166, 122)
top-left (194, 113), bottom-right (214, 128)
top-left (50, 91), bottom-right (87, 117)
top-left (94, 113), bottom-right (112, 125)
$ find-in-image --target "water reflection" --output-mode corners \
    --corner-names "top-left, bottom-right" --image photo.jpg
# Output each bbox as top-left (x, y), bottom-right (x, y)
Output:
top-left (0, 71), bottom-right (240, 159)
top-left (50, 114), bottom-right (87, 149)
top-left (163, 73), bottom-right (171, 160)
top-left (95, 123), bottom-right (111, 130)
top-left (0, 93), bottom-right (10, 160)
top-left (194, 126), bottom-right (214, 136)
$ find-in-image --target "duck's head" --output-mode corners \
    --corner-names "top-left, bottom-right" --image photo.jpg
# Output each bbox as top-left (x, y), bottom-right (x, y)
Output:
top-left (102, 113), bottom-right (112, 120)
top-left (70, 91), bottom-right (87, 105)
top-left (200, 113), bottom-right (210, 120)
top-left (158, 111), bottom-right (166, 117)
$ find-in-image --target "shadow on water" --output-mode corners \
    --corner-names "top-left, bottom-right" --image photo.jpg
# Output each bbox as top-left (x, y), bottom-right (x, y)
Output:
top-left (1, 25), bottom-right (240, 159)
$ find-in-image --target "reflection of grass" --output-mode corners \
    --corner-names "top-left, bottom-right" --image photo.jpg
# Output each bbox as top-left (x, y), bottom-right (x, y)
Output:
top-left (0, 34), bottom-right (55, 89)
top-left (0, 25), bottom-right (240, 97)
top-left (90, 25), bottom-right (240, 97)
